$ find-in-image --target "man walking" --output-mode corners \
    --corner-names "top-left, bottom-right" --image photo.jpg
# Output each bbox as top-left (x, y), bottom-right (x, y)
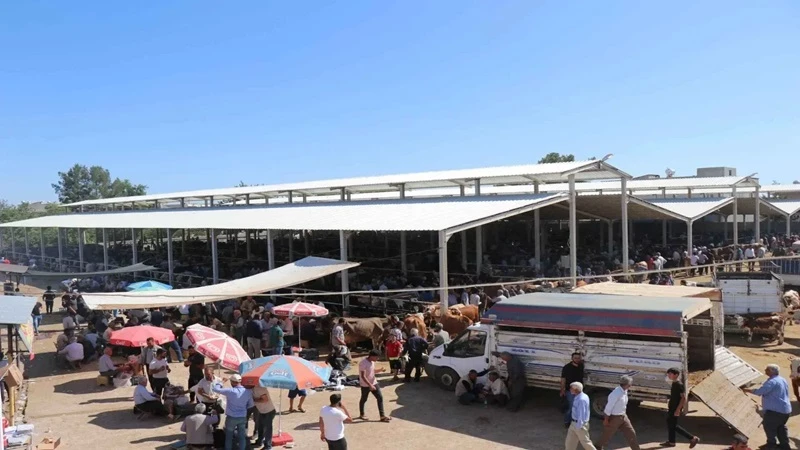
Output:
top-left (42, 286), bottom-right (56, 314)
top-left (402, 328), bottom-right (428, 382)
top-left (357, 350), bottom-right (391, 422)
top-left (320, 393), bottom-right (353, 450)
top-left (561, 352), bottom-right (585, 428)
top-left (565, 382), bottom-right (597, 450)
top-left (662, 367), bottom-right (699, 448)
top-left (743, 364), bottom-right (791, 450)
top-left (212, 374), bottom-right (253, 450)
top-left (596, 375), bottom-right (641, 450)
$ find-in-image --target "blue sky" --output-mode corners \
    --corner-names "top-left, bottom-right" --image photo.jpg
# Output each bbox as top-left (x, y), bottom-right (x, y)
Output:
top-left (1, 1), bottom-right (798, 203)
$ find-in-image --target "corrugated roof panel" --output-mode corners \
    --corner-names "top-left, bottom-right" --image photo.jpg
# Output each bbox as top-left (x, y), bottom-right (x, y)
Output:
top-left (0, 194), bottom-right (567, 232)
top-left (64, 160), bottom-right (626, 207)
top-left (760, 199), bottom-right (800, 216)
top-left (646, 198), bottom-right (733, 221)
top-left (539, 176), bottom-right (756, 194)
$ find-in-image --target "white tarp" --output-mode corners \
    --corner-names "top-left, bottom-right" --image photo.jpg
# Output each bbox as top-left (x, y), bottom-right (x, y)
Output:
top-left (82, 256), bottom-right (358, 310)
top-left (27, 263), bottom-right (157, 277)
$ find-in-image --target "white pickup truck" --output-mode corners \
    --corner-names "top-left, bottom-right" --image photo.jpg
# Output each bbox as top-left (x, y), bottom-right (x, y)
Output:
top-left (425, 293), bottom-right (763, 438)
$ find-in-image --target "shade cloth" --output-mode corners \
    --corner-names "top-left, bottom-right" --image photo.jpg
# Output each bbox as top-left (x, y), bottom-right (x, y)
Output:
top-left (126, 280), bottom-right (173, 292)
top-left (26, 263), bottom-right (157, 277)
top-left (184, 324), bottom-right (249, 371)
top-left (108, 325), bottom-right (175, 347)
top-left (82, 257), bottom-right (359, 310)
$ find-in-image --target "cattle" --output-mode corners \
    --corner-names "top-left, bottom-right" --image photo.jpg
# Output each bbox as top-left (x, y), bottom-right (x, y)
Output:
top-left (437, 311), bottom-right (473, 336)
top-left (450, 304), bottom-right (480, 323)
top-left (342, 317), bottom-right (388, 350)
top-left (734, 314), bottom-right (785, 345)
top-left (402, 314), bottom-right (427, 341)
top-left (782, 290), bottom-right (799, 325)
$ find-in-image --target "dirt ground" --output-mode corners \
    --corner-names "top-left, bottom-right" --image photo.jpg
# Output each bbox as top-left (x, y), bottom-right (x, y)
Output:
top-left (17, 290), bottom-right (800, 450)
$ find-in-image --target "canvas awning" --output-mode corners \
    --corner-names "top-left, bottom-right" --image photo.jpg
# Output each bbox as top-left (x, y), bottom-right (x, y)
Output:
top-left (26, 263), bottom-right (157, 277)
top-left (82, 256), bottom-right (358, 310)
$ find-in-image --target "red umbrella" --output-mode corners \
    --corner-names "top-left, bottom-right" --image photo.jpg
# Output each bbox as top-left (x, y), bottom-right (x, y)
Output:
top-left (184, 324), bottom-right (250, 371)
top-left (109, 325), bottom-right (175, 347)
top-left (272, 301), bottom-right (329, 349)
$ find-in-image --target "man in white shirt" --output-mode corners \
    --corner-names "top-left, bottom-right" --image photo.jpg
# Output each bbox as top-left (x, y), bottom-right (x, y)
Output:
top-left (252, 385), bottom-right (276, 449)
top-left (133, 377), bottom-right (168, 416)
top-left (745, 246), bottom-right (757, 271)
top-left (319, 393), bottom-right (353, 450)
top-left (596, 375), bottom-right (640, 450)
top-left (58, 337), bottom-right (84, 369)
top-left (484, 372), bottom-right (509, 407)
top-left (192, 367), bottom-right (223, 413)
top-left (149, 349), bottom-right (171, 396)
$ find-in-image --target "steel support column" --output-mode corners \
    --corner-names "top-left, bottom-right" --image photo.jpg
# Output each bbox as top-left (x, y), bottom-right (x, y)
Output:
top-left (607, 220), bottom-right (614, 254)
top-left (568, 174), bottom-right (577, 286)
top-left (10, 228), bottom-right (15, 258)
top-left (687, 220), bottom-right (694, 256)
top-left (534, 181), bottom-right (541, 270)
top-left (167, 228), bottom-right (174, 286)
top-left (786, 215), bottom-right (791, 238)
top-left (621, 178), bottom-right (630, 274)
top-left (57, 228), bottom-right (63, 268)
top-left (24, 228), bottom-right (29, 257)
top-left (438, 230), bottom-right (450, 312)
top-left (475, 179), bottom-right (483, 276)
top-left (732, 186), bottom-right (739, 245)
top-left (754, 186), bottom-right (761, 244)
top-left (78, 228), bottom-right (85, 271)
top-left (399, 185), bottom-right (407, 276)
top-left (340, 230), bottom-right (350, 310)
top-left (267, 230), bottom-right (275, 270)
top-left (132, 228), bottom-right (138, 264)
top-left (211, 229), bottom-right (219, 284)
top-left (39, 228), bottom-right (45, 263)
top-left (102, 229), bottom-right (109, 270)
top-left (662, 220), bottom-right (668, 246)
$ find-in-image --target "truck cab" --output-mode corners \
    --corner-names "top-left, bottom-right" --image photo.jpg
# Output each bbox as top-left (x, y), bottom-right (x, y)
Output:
top-left (427, 324), bottom-right (493, 389)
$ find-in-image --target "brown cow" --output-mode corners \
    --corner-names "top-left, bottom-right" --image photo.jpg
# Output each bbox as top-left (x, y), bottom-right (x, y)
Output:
top-left (450, 304), bottom-right (480, 323)
top-left (342, 317), bottom-right (388, 350)
top-left (403, 313), bottom-right (427, 341)
top-left (438, 311), bottom-right (473, 336)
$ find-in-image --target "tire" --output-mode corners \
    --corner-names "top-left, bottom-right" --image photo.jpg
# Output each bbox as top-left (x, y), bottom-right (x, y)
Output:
top-left (587, 388), bottom-right (611, 419)
top-left (435, 367), bottom-right (460, 391)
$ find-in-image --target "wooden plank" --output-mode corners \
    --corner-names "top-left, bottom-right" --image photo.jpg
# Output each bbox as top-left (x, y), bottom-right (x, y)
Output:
top-left (691, 370), bottom-right (762, 438)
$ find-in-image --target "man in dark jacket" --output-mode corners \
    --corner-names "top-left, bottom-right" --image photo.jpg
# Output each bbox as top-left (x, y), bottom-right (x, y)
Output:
top-left (402, 328), bottom-right (428, 382)
top-left (497, 351), bottom-right (526, 412)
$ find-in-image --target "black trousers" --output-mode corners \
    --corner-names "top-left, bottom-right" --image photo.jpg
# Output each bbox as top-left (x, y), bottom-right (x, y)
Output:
top-left (45, 301), bottom-right (54, 314)
top-left (151, 377), bottom-right (168, 396)
top-left (188, 376), bottom-right (202, 402)
top-left (359, 386), bottom-right (385, 417)
top-left (763, 410), bottom-right (790, 449)
top-left (666, 415), bottom-right (694, 443)
top-left (327, 437), bottom-right (348, 450)
top-left (404, 356), bottom-right (423, 381)
top-left (136, 400), bottom-right (167, 416)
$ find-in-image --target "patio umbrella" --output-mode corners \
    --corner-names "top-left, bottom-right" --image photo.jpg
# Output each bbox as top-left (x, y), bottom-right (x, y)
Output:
top-left (184, 324), bottom-right (250, 371)
top-left (109, 325), bottom-right (175, 347)
top-left (126, 280), bottom-right (173, 292)
top-left (272, 301), bottom-right (329, 348)
top-left (239, 355), bottom-right (332, 444)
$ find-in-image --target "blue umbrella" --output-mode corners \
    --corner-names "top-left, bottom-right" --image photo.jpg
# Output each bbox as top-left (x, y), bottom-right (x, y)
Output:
top-left (125, 280), bottom-right (173, 292)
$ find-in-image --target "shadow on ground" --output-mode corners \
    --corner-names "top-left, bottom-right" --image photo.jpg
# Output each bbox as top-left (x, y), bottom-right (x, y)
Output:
top-left (88, 408), bottom-right (173, 431)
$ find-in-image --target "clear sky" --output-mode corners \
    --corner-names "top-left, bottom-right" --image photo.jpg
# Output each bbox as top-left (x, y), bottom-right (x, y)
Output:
top-left (1, 1), bottom-right (798, 203)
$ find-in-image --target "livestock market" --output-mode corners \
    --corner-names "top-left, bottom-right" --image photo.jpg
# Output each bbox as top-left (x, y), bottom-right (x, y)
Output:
top-left (3, 161), bottom-right (800, 450)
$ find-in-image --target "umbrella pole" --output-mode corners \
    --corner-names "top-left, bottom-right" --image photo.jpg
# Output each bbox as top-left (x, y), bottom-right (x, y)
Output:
top-left (278, 388), bottom-right (283, 435)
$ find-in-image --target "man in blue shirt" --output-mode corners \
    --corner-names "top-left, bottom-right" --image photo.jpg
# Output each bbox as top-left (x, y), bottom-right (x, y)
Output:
top-left (743, 364), bottom-right (791, 450)
top-left (565, 382), bottom-right (596, 450)
top-left (212, 374), bottom-right (254, 450)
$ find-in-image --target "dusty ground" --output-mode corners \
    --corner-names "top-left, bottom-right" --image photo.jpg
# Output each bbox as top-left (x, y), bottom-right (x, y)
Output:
top-left (17, 289), bottom-right (800, 450)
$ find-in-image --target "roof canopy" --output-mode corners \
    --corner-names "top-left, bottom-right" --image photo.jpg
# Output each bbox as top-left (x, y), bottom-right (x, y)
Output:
top-left (638, 198), bottom-right (734, 222)
top-left (63, 159), bottom-right (629, 208)
top-left (571, 282), bottom-right (721, 300)
top-left (0, 194), bottom-right (568, 235)
top-left (0, 296), bottom-right (36, 325)
top-left (484, 293), bottom-right (711, 337)
top-left (82, 256), bottom-right (358, 310)
top-left (0, 264), bottom-right (30, 275)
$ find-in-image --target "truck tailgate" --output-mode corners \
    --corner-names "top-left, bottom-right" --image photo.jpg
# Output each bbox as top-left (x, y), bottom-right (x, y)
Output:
top-left (691, 371), bottom-right (762, 438)
top-left (714, 346), bottom-right (765, 387)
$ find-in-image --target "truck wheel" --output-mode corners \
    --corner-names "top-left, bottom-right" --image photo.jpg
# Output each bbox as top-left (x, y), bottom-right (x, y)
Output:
top-left (587, 388), bottom-right (611, 419)
top-left (435, 367), bottom-right (459, 391)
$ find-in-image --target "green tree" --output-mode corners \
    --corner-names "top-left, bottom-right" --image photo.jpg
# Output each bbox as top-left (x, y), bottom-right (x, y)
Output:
top-left (52, 164), bottom-right (147, 204)
top-left (538, 153), bottom-right (575, 164)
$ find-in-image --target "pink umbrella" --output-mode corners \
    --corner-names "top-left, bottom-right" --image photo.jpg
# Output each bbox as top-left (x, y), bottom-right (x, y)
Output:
top-left (272, 301), bottom-right (329, 349)
top-left (184, 324), bottom-right (250, 371)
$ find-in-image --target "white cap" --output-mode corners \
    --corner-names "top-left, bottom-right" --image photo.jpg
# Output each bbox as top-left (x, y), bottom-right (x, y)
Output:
top-left (230, 374), bottom-right (242, 382)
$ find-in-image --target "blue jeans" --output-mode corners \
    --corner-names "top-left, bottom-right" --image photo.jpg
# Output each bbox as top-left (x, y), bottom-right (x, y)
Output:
top-left (166, 340), bottom-right (183, 363)
top-left (225, 416), bottom-right (247, 450)
top-left (32, 315), bottom-right (42, 334)
top-left (255, 410), bottom-right (276, 448)
top-left (563, 391), bottom-right (575, 425)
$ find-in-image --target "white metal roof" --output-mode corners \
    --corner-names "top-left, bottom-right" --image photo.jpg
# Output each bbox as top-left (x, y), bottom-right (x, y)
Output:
top-left (63, 159), bottom-right (628, 208)
top-left (1, 193), bottom-right (568, 233)
top-left (637, 197), bottom-right (735, 222)
top-left (83, 256), bottom-right (359, 310)
top-left (537, 175), bottom-right (758, 194)
top-left (759, 199), bottom-right (800, 216)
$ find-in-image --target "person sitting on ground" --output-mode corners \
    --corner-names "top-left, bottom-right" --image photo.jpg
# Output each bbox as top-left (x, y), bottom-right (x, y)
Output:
top-left (455, 369), bottom-right (489, 405)
top-left (55, 329), bottom-right (73, 352)
top-left (98, 346), bottom-right (123, 379)
top-left (181, 403), bottom-right (219, 450)
top-left (725, 434), bottom-right (751, 450)
top-left (62, 311), bottom-right (77, 332)
top-left (57, 336), bottom-right (85, 370)
top-left (483, 371), bottom-right (510, 407)
top-left (163, 383), bottom-right (190, 420)
top-left (133, 377), bottom-right (168, 417)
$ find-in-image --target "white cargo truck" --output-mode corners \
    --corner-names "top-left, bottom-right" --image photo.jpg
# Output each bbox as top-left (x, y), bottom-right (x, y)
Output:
top-left (425, 293), bottom-right (763, 438)
top-left (714, 272), bottom-right (786, 343)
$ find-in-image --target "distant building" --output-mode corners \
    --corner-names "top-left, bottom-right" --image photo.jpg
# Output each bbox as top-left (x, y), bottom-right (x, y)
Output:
top-left (696, 167), bottom-right (736, 177)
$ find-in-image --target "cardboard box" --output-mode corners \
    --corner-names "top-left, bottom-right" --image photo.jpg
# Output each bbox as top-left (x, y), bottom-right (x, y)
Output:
top-left (37, 436), bottom-right (61, 450)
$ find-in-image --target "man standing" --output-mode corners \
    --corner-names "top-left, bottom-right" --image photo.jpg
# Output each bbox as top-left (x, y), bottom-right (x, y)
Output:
top-left (319, 393), bottom-right (353, 450)
top-left (149, 349), bottom-right (171, 396)
top-left (561, 352), bottom-right (585, 428)
top-left (743, 364), bottom-right (791, 450)
top-left (402, 328), bottom-right (428, 382)
top-left (498, 351), bottom-right (527, 412)
top-left (596, 375), bottom-right (641, 450)
top-left (662, 368), bottom-right (699, 448)
top-left (245, 313), bottom-right (264, 359)
top-left (268, 319), bottom-right (285, 356)
top-left (212, 374), bottom-right (254, 450)
top-left (330, 318), bottom-right (346, 352)
top-left (357, 349), bottom-right (391, 422)
top-left (564, 382), bottom-right (597, 450)
top-left (42, 286), bottom-right (56, 314)
top-left (140, 337), bottom-right (162, 386)
top-left (184, 345), bottom-right (205, 402)
top-left (252, 384), bottom-right (276, 450)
